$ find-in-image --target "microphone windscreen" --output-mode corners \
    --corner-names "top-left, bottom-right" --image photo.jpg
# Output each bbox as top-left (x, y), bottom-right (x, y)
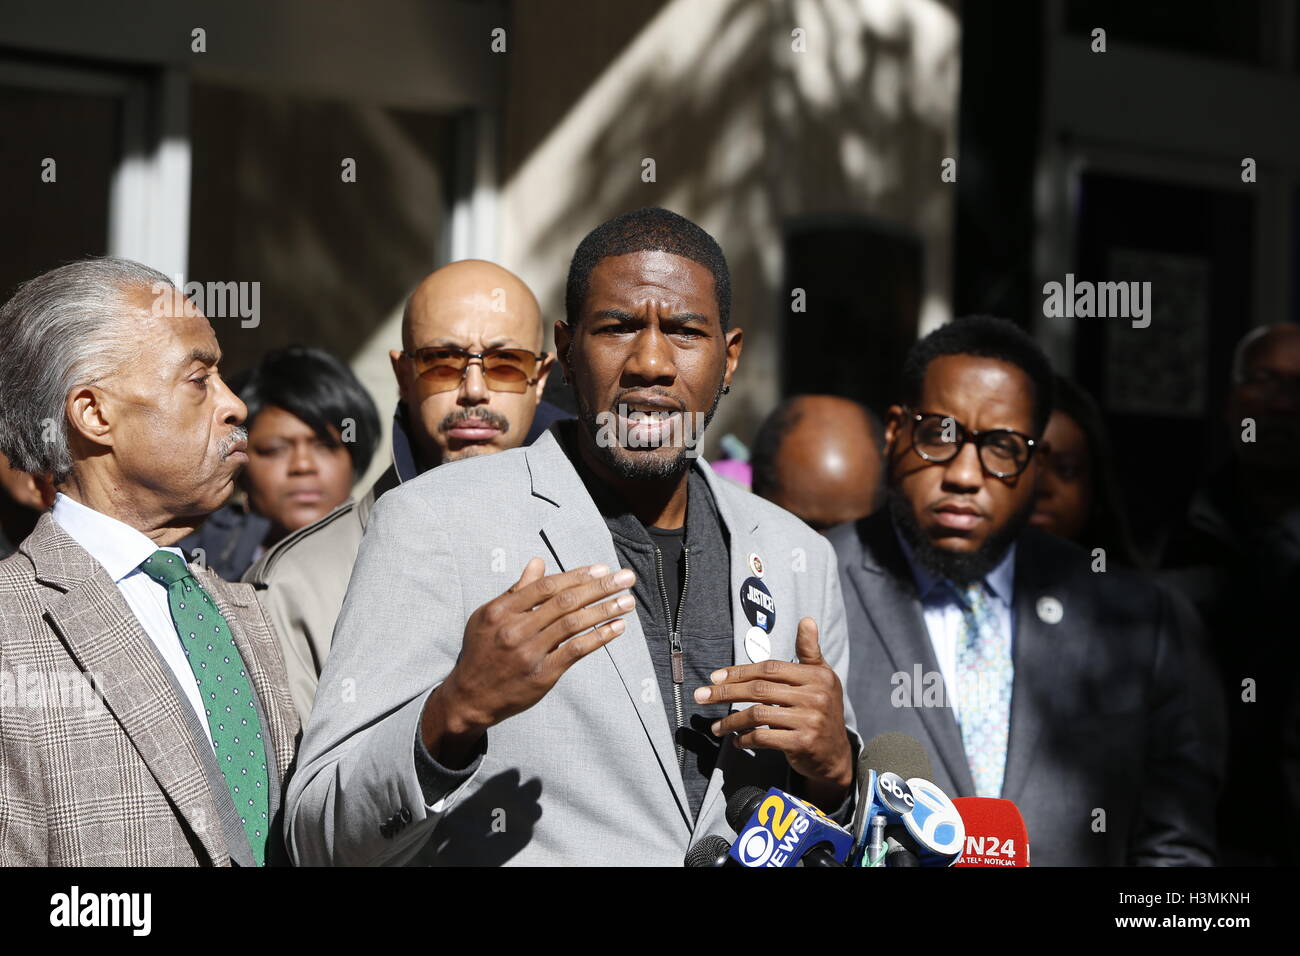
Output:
top-left (885, 836), bottom-right (920, 867)
top-left (952, 797), bottom-right (1030, 867)
top-left (685, 834), bottom-right (734, 868)
top-left (861, 732), bottom-right (934, 781)
top-left (724, 786), bottom-right (768, 833)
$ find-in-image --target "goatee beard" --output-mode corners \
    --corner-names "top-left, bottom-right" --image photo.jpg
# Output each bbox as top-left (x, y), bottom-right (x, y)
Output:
top-left (888, 485), bottom-right (1030, 586)
top-left (571, 377), bottom-right (726, 482)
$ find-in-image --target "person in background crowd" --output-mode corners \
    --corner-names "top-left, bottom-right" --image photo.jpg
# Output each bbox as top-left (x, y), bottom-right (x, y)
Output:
top-left (285, 207), bottom-right (857, 866)
top-left (830, 315), bottom-right (1218, 866)
top-left (1162, 322), bottom-right (1300, 865)
top-left (245, 260), bottom-right (565, 722)
top-left (0, 450), bottom-right (54, 559)
top-left (180, 346), bottom-right (380, 581)
top-left (1032, 374), bottom-right (1226, 802)
top-left (751, 394), bottom-right (885, 533)
top-left (1030, 374), bottom-right (1141, 568)
top-left (1163, 322), bottom-right (1300, 637)
top-left (0, 257), bottom-right (298, 865)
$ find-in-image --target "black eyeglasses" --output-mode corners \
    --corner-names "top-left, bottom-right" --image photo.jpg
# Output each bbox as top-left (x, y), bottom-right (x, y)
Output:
top-left (904, 409), bottom-right (1038, 478)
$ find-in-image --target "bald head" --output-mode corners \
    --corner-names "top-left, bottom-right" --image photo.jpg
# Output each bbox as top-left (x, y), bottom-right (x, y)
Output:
top-left (402, 259), bottom-right (543, 355)
top-left (752, 395), bottom-right (885, 533)
top-left (391, 259), bottom-right (553, 472)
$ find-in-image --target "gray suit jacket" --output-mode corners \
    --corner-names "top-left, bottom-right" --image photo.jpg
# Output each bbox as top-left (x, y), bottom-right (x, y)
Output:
top-left (286, 426), bottom-right (857, 865)
top-left (828, 511), bottom-right (1219, 866)
top-left (0, 512), bottom-right (301, 866)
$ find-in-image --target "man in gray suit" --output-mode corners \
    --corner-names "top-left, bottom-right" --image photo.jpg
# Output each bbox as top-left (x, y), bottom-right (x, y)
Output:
top-left (828, 316), bottom-right (1218, 866)
top-left (0, 258), bottom-right (299, 865)
top-left (288, 208), bottom-right (858, 865)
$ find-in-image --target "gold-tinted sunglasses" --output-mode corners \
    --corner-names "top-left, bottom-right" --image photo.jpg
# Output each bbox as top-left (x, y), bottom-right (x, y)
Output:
top-left (404, 346), bottom-right (548, 394)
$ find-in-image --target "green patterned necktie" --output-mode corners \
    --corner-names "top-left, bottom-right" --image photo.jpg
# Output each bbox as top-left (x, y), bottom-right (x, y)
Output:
top-left (138, 549), bottom-right (270, 866)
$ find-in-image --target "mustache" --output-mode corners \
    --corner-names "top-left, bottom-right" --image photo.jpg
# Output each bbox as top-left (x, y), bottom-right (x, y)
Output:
top-left (439, 407), bottom-right (510, 433)
top-left (929, 496), bottom-right (990, 520)
top-left (610, 392), bottom-right (685, 414)
top-left (219, 426), bottom-right (248, 460)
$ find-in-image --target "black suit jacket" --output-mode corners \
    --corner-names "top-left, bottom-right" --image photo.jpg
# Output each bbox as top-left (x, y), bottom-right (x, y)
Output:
top-left (828, 511), bottom-right (1219, 866)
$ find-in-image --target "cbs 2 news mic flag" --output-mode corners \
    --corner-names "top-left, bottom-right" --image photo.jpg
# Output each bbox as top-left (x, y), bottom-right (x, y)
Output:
top-left (730, 788), bottom-right (856, 868)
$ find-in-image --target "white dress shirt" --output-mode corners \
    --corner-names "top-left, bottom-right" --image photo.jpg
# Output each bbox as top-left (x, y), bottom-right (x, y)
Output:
top-left (52, 492), bottom-right (215, 748)
top-left (893, 522), bottom-right (1017, 723)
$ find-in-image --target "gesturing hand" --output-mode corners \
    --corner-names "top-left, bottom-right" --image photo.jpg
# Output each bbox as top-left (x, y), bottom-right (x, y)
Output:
top-left (693, 616), bottom-right (852, 803)
top-left (422, 557), bottom-right (636, 766)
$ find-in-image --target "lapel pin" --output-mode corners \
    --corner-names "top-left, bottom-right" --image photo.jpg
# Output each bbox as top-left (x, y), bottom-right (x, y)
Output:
top-left (745, 626), bottom-right (772, 663)
top-left (739, 576), bottom-right (776, 634)
top-left (748, 552), bottom-right (765, 577)
top-left (1036, 596), bottom-right (1063, 625)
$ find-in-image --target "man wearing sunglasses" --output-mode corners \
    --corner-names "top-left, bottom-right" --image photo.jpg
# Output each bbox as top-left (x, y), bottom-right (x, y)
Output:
top-left (287, 208), bottom-right (858, 866)
top-left (245, 260), bottom-right (562, 722)
top-left (829, 315), bottom-right (1217, 866)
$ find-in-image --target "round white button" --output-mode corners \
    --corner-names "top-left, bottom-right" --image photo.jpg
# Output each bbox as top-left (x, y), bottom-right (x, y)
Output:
top-left (744, 626), bottom-right (772, 663)
top-left (1036, 596), bottom-right (1064, 624)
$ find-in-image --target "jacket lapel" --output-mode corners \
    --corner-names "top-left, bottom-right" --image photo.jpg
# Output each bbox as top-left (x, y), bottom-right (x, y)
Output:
top-left (849, 514), bottom-right (977, 796)
top-left (1001, 536), bottom-right (1067, 803)
top-left (527, 430), bottom-right (692, 828)
top-left (691, 461), bottom-right (763, 833)
top-left (26, 514), bottom-right (229, 865)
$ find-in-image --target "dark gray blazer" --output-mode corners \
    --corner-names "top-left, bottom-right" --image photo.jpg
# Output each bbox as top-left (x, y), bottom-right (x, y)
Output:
top-left (827, 511), bottom-right (1219, 866)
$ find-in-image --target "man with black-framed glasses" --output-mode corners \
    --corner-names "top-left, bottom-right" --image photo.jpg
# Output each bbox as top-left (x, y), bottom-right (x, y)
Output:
top-left (829, 315), bottom-right (1218, 866)
top-left (245, 260), bottom-right (567, 722)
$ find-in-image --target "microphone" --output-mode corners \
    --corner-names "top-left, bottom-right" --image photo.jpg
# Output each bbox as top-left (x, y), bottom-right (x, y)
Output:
top-left (725, 786), bottom-right (854, 867)
top-left (885, 836), bottom-right (919, 867)
top-left (898, 777), bottom-right (965, 866)
top-left (951, 797), bottom-right (1030, 867)
top-left (685, 834), bottom-right (736, 868)
top-left (849, 733), bottom-right (936, 864)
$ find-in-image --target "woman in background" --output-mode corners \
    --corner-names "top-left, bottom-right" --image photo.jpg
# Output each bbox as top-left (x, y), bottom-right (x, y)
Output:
top-left (1030, 373), bottom-right (1142, 568)
top-left (180, 346), bottom-right (380, 580)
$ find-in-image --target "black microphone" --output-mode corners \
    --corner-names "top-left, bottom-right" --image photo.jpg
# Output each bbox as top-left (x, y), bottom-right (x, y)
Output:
top-left (685, 834), bottom-right (736, 868)
top-left (885, 836), bottom-right (920, 867)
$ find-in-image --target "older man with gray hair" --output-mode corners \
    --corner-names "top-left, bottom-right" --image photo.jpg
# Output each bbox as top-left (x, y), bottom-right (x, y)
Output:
top-left (0, 257), bottom-right (299, 866)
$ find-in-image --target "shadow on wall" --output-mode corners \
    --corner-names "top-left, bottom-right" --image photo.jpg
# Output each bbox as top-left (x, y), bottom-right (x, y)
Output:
top-left (501, 0), bottom-right (959, 447)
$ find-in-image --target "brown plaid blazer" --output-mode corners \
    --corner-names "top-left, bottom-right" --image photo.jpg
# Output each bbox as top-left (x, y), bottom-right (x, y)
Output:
top-left (0, 511), bottom-right (300, 865)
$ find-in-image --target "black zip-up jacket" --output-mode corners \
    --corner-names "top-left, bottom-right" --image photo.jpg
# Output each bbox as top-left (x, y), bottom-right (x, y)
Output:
top-left (569, 453), bottom-right (735, 822)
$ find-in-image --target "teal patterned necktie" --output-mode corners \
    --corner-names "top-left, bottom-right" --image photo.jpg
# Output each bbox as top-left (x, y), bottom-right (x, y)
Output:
top-left (954, 580), bottom-right (1013, 799)
top-left (138, 550), bottom-right (270, 865)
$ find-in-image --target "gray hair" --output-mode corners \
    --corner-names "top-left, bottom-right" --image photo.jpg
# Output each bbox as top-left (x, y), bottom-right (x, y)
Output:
top-left (0, 257), bottom-right (173, 483)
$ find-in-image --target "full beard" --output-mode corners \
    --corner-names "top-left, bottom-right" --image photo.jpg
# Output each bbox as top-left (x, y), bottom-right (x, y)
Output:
top-left (572, 377), bottom-right (726, 482)
top-left (888, 484), bottom-right (1032, 586)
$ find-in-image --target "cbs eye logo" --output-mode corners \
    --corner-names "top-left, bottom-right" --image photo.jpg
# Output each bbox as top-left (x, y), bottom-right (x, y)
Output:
top-left (735, 825), bottom-right (777, 866)
top-left (735, 793), bottom-right (802, 867)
